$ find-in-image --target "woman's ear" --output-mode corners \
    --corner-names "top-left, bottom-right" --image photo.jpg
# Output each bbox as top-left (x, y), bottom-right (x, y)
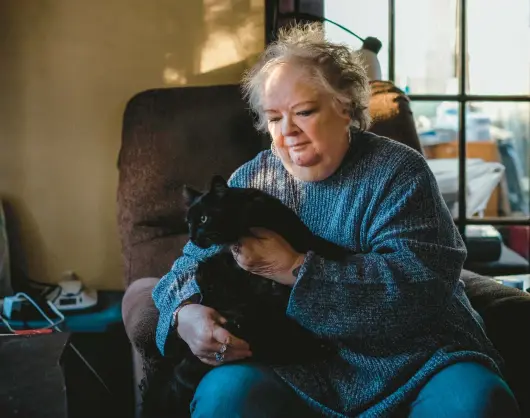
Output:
top-left (334, 100), bottom-right (352, 122)
top-left (182, 185), bottom-right (202, 207)
top-left (343, 104), bottom-right (353, 120)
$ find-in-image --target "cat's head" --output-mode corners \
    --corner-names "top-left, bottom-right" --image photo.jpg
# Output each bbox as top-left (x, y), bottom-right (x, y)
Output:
top-left (183, 175), bottom-right (248, 248)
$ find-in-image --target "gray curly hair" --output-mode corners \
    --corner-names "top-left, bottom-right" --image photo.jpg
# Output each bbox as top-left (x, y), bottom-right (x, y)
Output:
top-left (241, 22), bottom-right (371, 132)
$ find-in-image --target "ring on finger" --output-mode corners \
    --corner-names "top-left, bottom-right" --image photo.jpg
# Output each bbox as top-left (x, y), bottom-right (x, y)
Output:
top-left (219, 343), bottom-right (227, 354)
top-left (214, 352), bottom-right (225, 363)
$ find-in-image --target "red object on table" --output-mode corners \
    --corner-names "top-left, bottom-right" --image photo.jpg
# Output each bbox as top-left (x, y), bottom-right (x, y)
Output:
top-left (13, 328), bottom-right (54, 335)
top-left (507, 226), bottom-right (530, 260)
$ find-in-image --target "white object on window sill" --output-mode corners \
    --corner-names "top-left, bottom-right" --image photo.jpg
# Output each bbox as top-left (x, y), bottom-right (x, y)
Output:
top-left (427, 158), bottom-right (505, 217)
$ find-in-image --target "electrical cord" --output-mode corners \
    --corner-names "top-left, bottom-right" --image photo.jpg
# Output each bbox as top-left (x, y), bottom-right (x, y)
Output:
top-left (15, 292), bottom-right (65, 328)
top-left (279, 12), bottom-right (365, 42)
top-left (271, 10), bottom-right (383, 54)
top-left (0, 292), bottom-right (111, 394)
top-left (29, 279), bottom-right (60, 300)
top-left (11, 261), bottom-right (59, 293)
top-left (0, 314), bottom-right (17, 333)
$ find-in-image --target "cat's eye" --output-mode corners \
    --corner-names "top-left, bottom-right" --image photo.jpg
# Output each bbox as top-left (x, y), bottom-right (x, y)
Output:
top-left (200, 215), bottom-right (208, 224)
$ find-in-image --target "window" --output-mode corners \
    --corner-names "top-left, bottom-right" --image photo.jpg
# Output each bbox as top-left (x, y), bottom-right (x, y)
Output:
top-left (323, 0), bottom-right (530, 268)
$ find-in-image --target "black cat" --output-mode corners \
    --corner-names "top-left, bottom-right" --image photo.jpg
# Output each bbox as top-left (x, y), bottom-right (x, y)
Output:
top-left (140, 175), bottom-right (349, 418)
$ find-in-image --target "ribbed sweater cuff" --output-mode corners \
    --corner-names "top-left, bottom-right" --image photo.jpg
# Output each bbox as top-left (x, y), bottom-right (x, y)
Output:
top-left (292, 250), bottom-right (316, 285)
top-left (289, 251), bottom-right (321, 312)
top-left (155, 280), bottom-right (202, 355)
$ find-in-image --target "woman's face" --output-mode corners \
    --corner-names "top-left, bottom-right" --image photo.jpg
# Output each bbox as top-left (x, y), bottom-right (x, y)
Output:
top-left (262, 63), bottom-right (351, 182)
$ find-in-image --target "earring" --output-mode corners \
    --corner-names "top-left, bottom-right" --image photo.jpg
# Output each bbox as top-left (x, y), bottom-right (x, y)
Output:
top-left (271, 142), bottom-right (278, 156)
top-left (348, 130), bottom-right (352, 144)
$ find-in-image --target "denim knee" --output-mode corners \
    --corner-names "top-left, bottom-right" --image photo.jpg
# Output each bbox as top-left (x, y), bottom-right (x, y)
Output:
top-left (190, 363), bottom-right (308, 418)
top-left (410, 362), bottom-right (520, 417)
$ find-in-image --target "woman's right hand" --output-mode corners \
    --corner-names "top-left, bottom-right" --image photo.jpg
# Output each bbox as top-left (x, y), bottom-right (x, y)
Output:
top-left (176, 304), bottom-right (252, 366)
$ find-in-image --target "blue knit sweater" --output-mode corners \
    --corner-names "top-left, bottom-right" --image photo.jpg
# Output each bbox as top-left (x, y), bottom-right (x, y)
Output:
top-left (152, 132), bottom-right (502, 417)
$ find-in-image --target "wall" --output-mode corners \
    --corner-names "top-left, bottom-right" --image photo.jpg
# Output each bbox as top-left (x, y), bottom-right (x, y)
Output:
top-left (0, 0), bottom-right (264, 289)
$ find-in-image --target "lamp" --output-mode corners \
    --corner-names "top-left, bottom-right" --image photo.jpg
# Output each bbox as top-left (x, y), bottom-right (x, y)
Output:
top-left (273, 11), bottom-right (383, 80)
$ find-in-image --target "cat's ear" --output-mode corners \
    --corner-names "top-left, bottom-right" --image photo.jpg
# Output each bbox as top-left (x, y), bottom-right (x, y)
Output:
top-left (210, 175), bottom-right (228, 196)
top-left (182, 185), bottom-right (202, 207)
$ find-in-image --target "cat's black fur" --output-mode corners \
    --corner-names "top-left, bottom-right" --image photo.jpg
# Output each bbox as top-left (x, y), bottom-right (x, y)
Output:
top-left (140, 175), bottom-right (349, 418)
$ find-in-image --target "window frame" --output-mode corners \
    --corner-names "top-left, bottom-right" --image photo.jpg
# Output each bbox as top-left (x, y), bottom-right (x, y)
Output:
top-left (390, 0), bottom-right (530, 236)
top-left (266, 0), bottom-right (530, 253)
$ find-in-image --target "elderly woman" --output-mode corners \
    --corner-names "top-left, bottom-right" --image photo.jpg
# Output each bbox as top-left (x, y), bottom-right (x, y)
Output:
top-left (152, 24), bottom-right (519, 417)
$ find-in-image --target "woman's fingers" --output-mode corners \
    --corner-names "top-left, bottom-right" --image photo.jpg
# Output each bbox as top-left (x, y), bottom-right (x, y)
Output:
top-left (197, 356), bottom-right (219, 366)
top-left (212, 325), bottom-right (250, 351)
top-left (178, 304), bottom-right (253, 366)
top-left (196, 346), bottom-right (253, 366)
top-left (231, 242), bottom-right (241, 256)
top-left (222, 347), bottom-right (253, 362)
top-left (191, 325), bottom-right (251, 360)
top-left (212, 328), bottom-right (253, 362)
top-left (195, 344), bottom-right (252, 359)
top-left (231, 236), bottom-right (257, 257)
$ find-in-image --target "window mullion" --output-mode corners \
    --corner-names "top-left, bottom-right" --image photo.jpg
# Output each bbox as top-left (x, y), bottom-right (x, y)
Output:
top-left (388, 0), bottom-right (396, 81)
top-left (458, 0), bottom-right (468, 238)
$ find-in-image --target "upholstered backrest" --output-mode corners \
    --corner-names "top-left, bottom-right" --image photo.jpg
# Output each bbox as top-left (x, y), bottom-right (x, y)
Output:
top-left (368, 81), bottom-right (423, 155)
top-left (117, 85), bottom-right (268, 286)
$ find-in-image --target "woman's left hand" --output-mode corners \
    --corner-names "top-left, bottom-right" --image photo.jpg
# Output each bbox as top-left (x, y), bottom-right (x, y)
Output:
top-left (231, 228), bottom-right (305, 287)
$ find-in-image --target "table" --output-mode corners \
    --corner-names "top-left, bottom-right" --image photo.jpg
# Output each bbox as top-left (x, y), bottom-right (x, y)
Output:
top-left (465, 243), bottom-right (529, 277)
top-left (2, 292), bottom-right (134, 418)
top-left (0, 333), bottom-right (70, 418)
top-left (494, 274), bottom-right (530, 293)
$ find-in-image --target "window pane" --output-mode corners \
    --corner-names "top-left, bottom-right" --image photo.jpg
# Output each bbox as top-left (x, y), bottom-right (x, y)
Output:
top-left (412, 101), bottom-right (530, 221)
top-left (324, 0), bottom-right (389, 80)
top-left (395, 0), bottom-right (458, 94)
top-left (467, 0), bottom-right (530, 94)
top-left (466, 102), bottom-right (530, 220)
top-left (411, 101), bottom-right (462, 217)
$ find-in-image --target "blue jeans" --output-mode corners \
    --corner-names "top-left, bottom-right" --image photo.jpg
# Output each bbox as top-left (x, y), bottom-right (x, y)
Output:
top-left (190, 363), bottom-right (317, 418)
top-left (409, 362), bottom-right (519, 417)
top-left (190, 362), bottom-right (520, 417)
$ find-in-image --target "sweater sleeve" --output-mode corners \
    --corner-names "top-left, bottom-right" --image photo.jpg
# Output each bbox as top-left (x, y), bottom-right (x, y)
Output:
top-left (152, 171), bottom-right (249, 355)
top-left (286, 156), bottom-right (467, 342)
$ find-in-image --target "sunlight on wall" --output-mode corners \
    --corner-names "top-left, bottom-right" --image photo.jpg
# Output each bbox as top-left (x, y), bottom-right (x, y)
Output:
top-left (199, 0), bottom-right (264, 75)
top-left (201, 33), bottom-right (242, 74)
top-left (163, 56), bottom-right (188, 85)
top-left (0, 0), bottom-right (265, 289)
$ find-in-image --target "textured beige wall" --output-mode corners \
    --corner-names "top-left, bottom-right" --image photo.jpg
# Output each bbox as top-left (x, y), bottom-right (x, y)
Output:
top-left (0, 0), bottom-right (263, 289)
